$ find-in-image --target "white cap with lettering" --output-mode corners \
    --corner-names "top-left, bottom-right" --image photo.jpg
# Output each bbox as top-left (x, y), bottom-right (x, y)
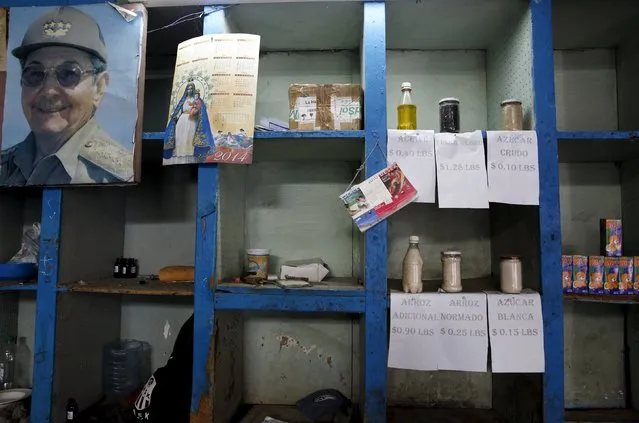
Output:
top-left (409, 235), bottom-right (419, 243)
top-left (401, 82), bottom-right (412, 91)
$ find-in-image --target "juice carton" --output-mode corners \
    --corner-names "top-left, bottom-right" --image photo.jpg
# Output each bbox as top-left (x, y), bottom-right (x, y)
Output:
top-left (634, 257), bottom-right (639, 292)
top-left (572, 255), bottom-right (588, 294)
top-left (562, 255), bottom-right (573, 293)
top-left (588, 256), bottom-right (604, 294)
top-left (600, 219), bottom-right (622, 257)
top-left (604, 257), bottom-right (620, 294)
top-left (619, 257), bottom-right (634, 294)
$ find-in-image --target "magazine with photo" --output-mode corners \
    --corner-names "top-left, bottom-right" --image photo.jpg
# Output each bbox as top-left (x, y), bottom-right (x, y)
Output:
top-left (340, 163), bottom-right (418, 232)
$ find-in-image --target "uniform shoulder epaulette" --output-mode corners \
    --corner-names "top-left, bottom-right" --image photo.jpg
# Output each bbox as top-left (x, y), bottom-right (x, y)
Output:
top-left (0, 143), bottom-right (22, 165)
top-left (79, 128), bottom-right (134, 182)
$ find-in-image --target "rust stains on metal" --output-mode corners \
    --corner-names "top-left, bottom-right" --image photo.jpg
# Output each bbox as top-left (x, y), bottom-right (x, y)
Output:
top-left (191, 323), bottom-right (217, 423)
top-left (190, 395), bottom-right (213, 423)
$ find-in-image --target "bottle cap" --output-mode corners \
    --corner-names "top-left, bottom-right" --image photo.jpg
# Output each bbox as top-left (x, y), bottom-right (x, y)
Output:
top-left (500, 98), bottom-right (522, 106)
top-left (441, 250), bottom-right (462, 257)
top-left (501, 254), bottom-right (521, 260)
top-left (401, 82), bottom-right (412, 90)
top-left (439, 97), bottom-right (460, 104)
top-left (409, 236), bottom-right (419, 243)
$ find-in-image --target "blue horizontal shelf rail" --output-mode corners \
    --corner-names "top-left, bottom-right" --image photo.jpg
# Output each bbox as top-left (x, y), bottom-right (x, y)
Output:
top-left (143, 130), bottom-right (365, 141)
top-left (557, 130), bottom-right (639, 141)
top-left (215, 292), bottom-right (366, 313)
top-left (0, 282), bottom-right (37, 292)
top-left (8, 0), bottom-right (566, 422)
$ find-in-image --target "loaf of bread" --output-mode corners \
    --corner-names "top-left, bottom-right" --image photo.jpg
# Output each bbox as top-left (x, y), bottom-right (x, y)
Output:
top-left (159, 266), bottom-right (195, 283)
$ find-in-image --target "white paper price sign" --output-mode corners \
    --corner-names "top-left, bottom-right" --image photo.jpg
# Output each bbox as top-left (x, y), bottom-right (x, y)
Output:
top-left (387, 130), bottom-right (436, 203)
top-left (388, 293), bottom-right (440, 371)
top-left (436, 293), bottom-right (489, 372)
top-left (487, 131), bottom-right (540, 205)
top-left (486, 291), bottom-right (545, 373)
top-left (435, 131), bottom-right (489, 209)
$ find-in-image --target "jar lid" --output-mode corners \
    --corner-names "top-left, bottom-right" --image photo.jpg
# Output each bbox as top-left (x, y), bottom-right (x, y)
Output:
top-left (501, 254), bottom-right (521, 260)
top-left (401, 82), bottom-right (412, 90)
top-left (439, 97), bottom-right (460, 104)
top-left (409, 235), bottom-right (419, 243)
top-left (500, 99), bottom-right (522, 106)
top-left (247, 249), bottom-right (270, 255)
top-left (441, 250), bottom-right (462, 257)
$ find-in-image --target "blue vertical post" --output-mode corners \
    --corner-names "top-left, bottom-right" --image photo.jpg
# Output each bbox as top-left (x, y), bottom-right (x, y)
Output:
top-left (530, 0), bottom-right (564, 422)
top-left (190, 6), bottom-right (224, 421)
top-left (32, 188), bottom-right (62, 423)
top-left (362, 3), bottom-right (387, 423)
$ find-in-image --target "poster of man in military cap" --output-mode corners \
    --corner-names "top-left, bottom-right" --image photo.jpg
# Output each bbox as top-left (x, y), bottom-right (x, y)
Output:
top-left (0, 3), bottom-right (146, 186)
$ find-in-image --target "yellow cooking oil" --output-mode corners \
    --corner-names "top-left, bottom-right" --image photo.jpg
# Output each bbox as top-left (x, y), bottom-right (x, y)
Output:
top-left (397, 82), bottom-right (416, 130)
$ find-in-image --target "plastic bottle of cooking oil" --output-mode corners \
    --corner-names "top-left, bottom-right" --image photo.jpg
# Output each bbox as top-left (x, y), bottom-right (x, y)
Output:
top-left (402, 236), bottom-right (423, 293)
top-left (397, 82), bottom-right (417, 130)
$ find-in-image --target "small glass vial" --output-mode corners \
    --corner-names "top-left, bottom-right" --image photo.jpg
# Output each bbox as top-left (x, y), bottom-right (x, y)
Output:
top-left (113, 257), bottom-right (122, 278)
top-left (402, 236), bottom-right (423, 293)
top-left (397, 82), bottom-right (417, 130)
top-left (66, 398), bottom-right (78, 422)
top-left (128, 259), bottom-right (138, 278)
top-left (439, 98), bottom-right (460, 133)
top-left (120, 259), bottom-right (128, 278)
top-left (501, 99), bottom-right (523, 131)
top-left (500, 255), bottom-right (523, 293)
top-left (441, 250), bottom-right (462, 292)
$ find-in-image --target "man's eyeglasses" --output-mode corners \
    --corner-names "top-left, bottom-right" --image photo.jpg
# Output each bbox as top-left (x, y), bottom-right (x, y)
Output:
top-left (21, 64), bottom-right (99, 88)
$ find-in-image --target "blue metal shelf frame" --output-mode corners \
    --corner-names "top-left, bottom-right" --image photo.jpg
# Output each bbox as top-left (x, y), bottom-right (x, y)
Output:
top-left (143, 130), bottom-right (365, 141)
top-left (0, 283), bottom-right (37, 292)
top-left (2, 0), bottom-right (566, 422)
top-left (32, 188), bottom-right (62, 423)
top-left (557, 131), bottom-right (639, 141)
top-left (215, 292), bottom-right (366, 313)
top-left (531, 0), bottom-right (564, 421)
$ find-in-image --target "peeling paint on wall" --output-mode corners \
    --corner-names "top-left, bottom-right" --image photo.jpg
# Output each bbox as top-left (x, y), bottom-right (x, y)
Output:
top-left (277, 334), bottom-right (317, 355)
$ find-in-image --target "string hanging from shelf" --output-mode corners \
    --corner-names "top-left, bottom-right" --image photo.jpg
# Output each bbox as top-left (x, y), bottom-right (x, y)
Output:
top-left (146, 5), bottom-right (234, 34)
top-left (346, 141), bottom-right (387, 190)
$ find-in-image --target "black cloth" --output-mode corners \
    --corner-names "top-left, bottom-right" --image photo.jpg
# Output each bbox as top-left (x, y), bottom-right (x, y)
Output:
top-left (133, 314), bottom-right (193, 422)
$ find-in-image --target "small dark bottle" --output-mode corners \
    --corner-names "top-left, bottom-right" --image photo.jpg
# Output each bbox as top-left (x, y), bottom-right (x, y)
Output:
top-left (66, 397), bottom-right (78, 422)
top-left (128, 258), bottom-right (138, 278)
top-left (113, 257), bottom-right (122, 278)
top-left (120, 258), bottom-right (129, 278)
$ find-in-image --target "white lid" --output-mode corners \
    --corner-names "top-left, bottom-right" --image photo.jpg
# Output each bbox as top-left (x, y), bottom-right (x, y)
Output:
top-left (401, 82), bottom-right (412, 90)
top-left (500, 98), bottom-right (522, 105)
top-left (442, 250), bottom-right (462, 256)
top-left (409, 236), bottom-right (419, 243)
top-left (247, 249), bottom-right (270, 255)
top-left (439, 97), bottom-right (460, 104)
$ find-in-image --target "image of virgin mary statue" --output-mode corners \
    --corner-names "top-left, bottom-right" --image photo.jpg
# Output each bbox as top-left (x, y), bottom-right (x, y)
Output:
top-left (164, 82), bottom-right (214, 161)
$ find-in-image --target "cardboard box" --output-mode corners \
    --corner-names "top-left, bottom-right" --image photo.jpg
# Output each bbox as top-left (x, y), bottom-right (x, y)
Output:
top-left (619, 257), bottom-right (634, 294)
top-left (289, 84), bottom-right (362, 130)
top-left (562, 255), bottom-right (573, 293)
top-left (280, 258), bottom-right (329, 283)
top-left (572, 255), bottom-right (588, 294)
top-left (600, 219), bottom-right (622, 257)
top-left (604, 257), bottom-right (620, 294)
top-left (588, 256), bottom-right (604, 294)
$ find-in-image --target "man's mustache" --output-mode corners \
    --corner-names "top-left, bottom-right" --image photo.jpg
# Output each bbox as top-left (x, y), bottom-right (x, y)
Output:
top-left (33, 98), bottom-right (68, 111)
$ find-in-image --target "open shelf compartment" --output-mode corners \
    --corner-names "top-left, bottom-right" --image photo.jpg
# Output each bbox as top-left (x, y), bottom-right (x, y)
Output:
top-left (554, 0), bottom-right (639, 162)
top-left (556, 2), bottom-right (639, 414)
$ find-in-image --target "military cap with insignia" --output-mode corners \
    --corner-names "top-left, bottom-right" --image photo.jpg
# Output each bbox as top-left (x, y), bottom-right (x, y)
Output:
top-left (12, 6), bottom-right (107, 63)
